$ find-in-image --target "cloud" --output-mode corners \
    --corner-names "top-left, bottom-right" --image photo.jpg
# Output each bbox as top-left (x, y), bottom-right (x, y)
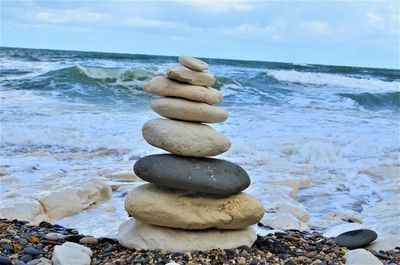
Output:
top-left (176, 0), bottom-right (254, 12)
top-left (124, 17), bottom-right (179, 28)
top-left (35, 8), bottom-right (107, 24)
top-left (366, 11), bottom-right (384, 31)
top-left (301, 20), bottom-right (331, 35)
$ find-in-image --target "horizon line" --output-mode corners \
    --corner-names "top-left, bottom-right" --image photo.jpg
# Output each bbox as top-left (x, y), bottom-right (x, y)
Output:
top-left (1, 45), bottom-right (399, 71)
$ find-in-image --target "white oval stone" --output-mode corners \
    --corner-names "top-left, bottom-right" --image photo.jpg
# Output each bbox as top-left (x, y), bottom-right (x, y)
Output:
top-left (144, 76), bottom-right (223, 105)
top-left (344, 249), bottom-right (383, 265)
top-left (179, 55), bottom-right (208, 71)
top-left (118, 219), bottom-right (257, 252)
top-left (142, 118), bottom-right (231, 157)
top-left (151, 97), bottom-right (228, 123)
top-left (166, 64), bottom-right (215, 86)
top-left (125, 184), bottom-right (264, 229)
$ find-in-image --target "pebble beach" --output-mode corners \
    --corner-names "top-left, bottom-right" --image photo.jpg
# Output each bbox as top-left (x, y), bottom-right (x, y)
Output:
top-left (2, 219), bottom-right (400, 265)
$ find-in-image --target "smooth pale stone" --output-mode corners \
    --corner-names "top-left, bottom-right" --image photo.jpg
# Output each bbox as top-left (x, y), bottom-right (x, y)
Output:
top-left (144, 76), bottom-right (223, 104)
top-left (344, 249), bottom-right (383, 265)
top-left (166, 64), bottom-right (215, 86)
top-left (311, 211), bottom-right (363, 230)
top-left (134, 154), bottom-right (250, 196)
top-left (179, 55), bottom-right (208, 71)
top-left (38, 178), bottom-right (112, 219)
top-left (52, 242), bottom-right (92, 265)
top-left (267, 200), bottom-right (309, 222)
top-left (0, 196), bottom-right (49, 225)
top-left (260, 213), bottom-right (310, 232)
top-left (264, 176), bottom-right (311, 197)
top-left (142, 118), bottom-right (231, 157)
top-left (362, 194), bottom-right (400, 238)
top-left (248, 184), bottom-right (310, 222)
top-left (151, 97), bottom-right (228, 123)
top-left (367, 236), bottom-right (400, 251)
top-left (335, 229), bottom-right (378, 249)
top-left (125, 184), bottom-right (264, 229)
top-left (118, 219), bottom-right (257, 251)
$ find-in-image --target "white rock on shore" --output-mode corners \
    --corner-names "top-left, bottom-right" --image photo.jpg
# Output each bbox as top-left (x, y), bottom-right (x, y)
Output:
top-left (0, 178), bottom-right (112, 224)
top-left (344, 249), bottom-right (383, 265)
top-left (38, 178), bottom-right (112, 219)
top-left (0, 196), bottom-right (49, 224)
top-left (52, 242), bottom-right (92, 265)
top-left (118, 219), bottom-right (257, 252)
top-left (260, 213), bottom-right (310, 231)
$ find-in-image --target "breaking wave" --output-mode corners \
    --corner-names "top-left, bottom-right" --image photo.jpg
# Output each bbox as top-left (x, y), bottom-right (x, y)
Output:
top-left (266, 69), bottom-right (400, 92)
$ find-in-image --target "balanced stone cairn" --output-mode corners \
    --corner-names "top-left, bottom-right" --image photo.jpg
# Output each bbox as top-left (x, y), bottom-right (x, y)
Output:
top-left (118, 56), bottom-right (265, 252)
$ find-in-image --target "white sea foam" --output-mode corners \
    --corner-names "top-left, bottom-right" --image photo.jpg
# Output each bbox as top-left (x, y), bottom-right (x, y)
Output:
top-left (266, 69), bottom-right (400, 92)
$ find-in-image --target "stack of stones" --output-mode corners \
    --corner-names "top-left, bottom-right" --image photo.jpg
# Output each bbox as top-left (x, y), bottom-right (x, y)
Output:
top-left (118, 56), bottom-right (265, 252)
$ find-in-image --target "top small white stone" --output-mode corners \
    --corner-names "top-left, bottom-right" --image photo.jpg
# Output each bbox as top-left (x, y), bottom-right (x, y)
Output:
top-left (179, 55), bottom-right (208, 71)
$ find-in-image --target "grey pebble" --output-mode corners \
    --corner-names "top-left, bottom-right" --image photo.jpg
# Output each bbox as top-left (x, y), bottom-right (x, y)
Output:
top-left (79, 236), bottom-right (98, 245)
top-left (20, 254), bottom-right (33, 263)
top-left (23, 247), bottom-right (46, 255)
top-left (0, 254), bottom-right (12, 265)
top-left (19, 238), bottom-right (29, 246)
top-left (26, 260), bottom-right (41, 265)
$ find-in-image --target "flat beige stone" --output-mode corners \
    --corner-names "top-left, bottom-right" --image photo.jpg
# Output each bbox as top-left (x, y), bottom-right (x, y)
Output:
top-left (166, 64), bottom-right (215, 86)
top-left (125, 184), bottom-right (265, 229)
top-left (151, 97), bottom-right (228, 123)
top-left (179, 55), bottom-right (208, 71)
top-left (142, 118), bottom-right (231, 157)
top-left (144, 76), bottom-right (223, 105)
top-left (118, 219), bottom-right (257, 251)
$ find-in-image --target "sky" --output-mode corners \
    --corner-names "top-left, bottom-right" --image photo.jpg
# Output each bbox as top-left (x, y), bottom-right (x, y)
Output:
top-left (1, 0), bottom-right (399, 69)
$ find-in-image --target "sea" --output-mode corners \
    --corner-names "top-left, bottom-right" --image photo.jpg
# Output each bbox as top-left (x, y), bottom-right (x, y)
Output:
top-left (1, 47), bottom-right (399, 237)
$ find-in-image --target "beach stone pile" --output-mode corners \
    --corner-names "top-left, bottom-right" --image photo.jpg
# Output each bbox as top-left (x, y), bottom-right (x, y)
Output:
top-left (118, 55), bottom-right (265, 252)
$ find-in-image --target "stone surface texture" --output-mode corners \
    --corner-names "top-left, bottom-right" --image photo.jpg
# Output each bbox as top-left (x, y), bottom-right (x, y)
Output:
top-left (134, 154), bottom-right (250, 196)
top-left (179, 55), bottom-right (208, 71)
top-left (151, 97), bottom-right (227, 123)
top-left (166, 64), bottom-right (215, 87)
top-left (144, 76), bottom-right (223, 104)
top-left (118, 219), bottom-right (257, 252)
top-left (125, 184), bottom-right (264, 229)
top-left (142, 118), bottom-right (231, 157)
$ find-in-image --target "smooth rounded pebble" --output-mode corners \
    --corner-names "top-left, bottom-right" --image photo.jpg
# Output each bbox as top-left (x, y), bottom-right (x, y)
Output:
top-left (179, 55), bottom-right (208, 71)
top-left (134, 154), bottom-right (250, 196)
top-left (344, 249), bottom-right (383, 265)
top-left (144, 76), bottom-right (223, 104)
top-left (124, 184), bottom-right (264, 229)
top-left (166, 64), bottom-right (215, 86)
top-left (142, 118), bottom-right (231, 157)
top-left (151, 97), bottom-right (228, 123)
top-left (335, 229), bottom-right (378, 249)
top-left (118, 218), bottom-right (257, 252)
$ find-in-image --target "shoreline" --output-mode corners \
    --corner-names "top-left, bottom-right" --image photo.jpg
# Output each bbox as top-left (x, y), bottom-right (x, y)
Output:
top-left (1, 219), bottom-right (399, 265)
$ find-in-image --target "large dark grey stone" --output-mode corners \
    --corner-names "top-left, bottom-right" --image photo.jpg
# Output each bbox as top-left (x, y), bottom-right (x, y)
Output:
top-left (134, 154), bottom-right (250, 196)
top-left (335, 229), bottom-right (378, 249)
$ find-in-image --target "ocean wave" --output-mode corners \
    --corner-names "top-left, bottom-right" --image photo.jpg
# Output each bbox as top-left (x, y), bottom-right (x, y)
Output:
top-left (266, 69), bottom-right (400, 92)
top-left (214, 76), bottom-right (242, 89)
top-left (75, 65), bottom-right (158, 83)
top-left (339, 92), bottom-right (400, 111)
